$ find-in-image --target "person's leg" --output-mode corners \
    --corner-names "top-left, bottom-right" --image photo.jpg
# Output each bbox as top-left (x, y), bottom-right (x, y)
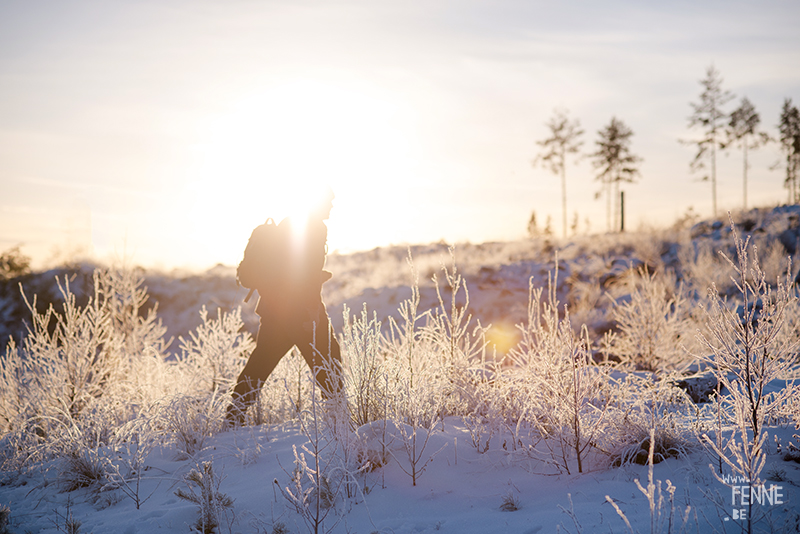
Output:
top-left (296, 302), bottom-right (343, 399)
top-left (227, 318), bottom-right (293, 424)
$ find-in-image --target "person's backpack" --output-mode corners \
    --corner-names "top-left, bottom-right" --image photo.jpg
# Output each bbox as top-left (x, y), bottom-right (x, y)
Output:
top-left (237, 218), bottom-right (287, 301)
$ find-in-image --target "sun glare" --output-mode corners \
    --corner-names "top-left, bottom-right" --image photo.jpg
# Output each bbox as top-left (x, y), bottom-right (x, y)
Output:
top-left (183, 78), bottom-right (419, 266)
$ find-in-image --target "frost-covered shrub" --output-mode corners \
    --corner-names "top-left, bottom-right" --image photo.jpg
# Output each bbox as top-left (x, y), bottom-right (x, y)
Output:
top-left (605, 377), bottom-right (695, 466)
top-left (339, 304), bottom-right (386, 428)
top-left (700, 224), bottom-right (797, 440)
top-left (0, 341), bottom-right (24, 435)
top-left (153, 392), bottom-right (227, 457)
top-left (253, 349), bottom-right (315, 425)
top-left (175, 461), bottom-right (234, 534)
top-left (96, 268), bottom-right (169, 364)
top-left (679, 239), bottom-right (734, 300)
top-left (0, 267), bottom-right (179, 469)
top-left (60, 447), bottom-right (108, 492)
top-left (20, 275), bottom-right (124, 421)
top-left (420, 252), bottom-right (489, 416)
top-left (601, 268), bottom-right (694, 373)
top-left (175, 305), bottom-right (254, 396)
top-left (382, 290), bottom-right (447, 485)
top-left (377, 250), bottom-right (490, 428)
top-left (509, 272), bottom-right (612, 474)
top-left (381, 257), bottom-right (437, 421)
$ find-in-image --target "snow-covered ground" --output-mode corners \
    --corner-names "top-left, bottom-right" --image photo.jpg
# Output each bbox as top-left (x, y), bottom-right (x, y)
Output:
top-left (2, 419), bottom-right (799, 533)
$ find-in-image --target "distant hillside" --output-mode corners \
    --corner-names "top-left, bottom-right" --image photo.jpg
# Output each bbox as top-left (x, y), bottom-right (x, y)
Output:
top-left (3, 204), bottom-right (799, 355)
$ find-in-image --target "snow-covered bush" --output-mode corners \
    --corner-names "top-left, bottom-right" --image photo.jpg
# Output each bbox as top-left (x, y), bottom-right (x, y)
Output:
top-left (0, 266), bottom-right (258, 469)
top-left (153, 392), bottom-right (226, 457)
top-left (1, 268), bottom-right (173, 440)
top-left (605, 376), bottom-right (695, 466)
top-left (21, 275), bottom-right (124, 422)
top-left (420, 251), bottom-right (489, 416)
top-left (175, 305), bottom-right (254, 396)
top-left (601, 268), bottom-right (693, 373)
top-left (509, 271), bottom-right (611, 474)
top-left (339, 304), bottom-right (386, 428)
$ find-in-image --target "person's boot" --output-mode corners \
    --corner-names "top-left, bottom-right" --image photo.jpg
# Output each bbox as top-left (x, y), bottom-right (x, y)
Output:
top-left (224, 402), bottom-right (246, 429)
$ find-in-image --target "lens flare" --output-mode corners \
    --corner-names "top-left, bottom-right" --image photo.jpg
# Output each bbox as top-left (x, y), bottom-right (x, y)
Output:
top-left (486, 321), bottom-right (520, 357)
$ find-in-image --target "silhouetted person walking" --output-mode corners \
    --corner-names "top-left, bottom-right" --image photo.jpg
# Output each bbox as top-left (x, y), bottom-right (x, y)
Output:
top-left (226, 187), bottom-right (341, 426)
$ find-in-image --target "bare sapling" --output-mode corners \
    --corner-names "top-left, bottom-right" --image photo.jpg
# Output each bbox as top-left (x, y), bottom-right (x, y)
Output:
top-left (698, 216), bottom-right (798, 534)
top-left (102, 420), bottom-right (157, 510)
top-left (606, 430), bottom-right (693, 534)
top-left (422, 248), bottom-right (490, 416)
top-left (175, 460), bottom-right (234, 534)
top-left (275, 375), bottom-right (347, 534)
top-left (389, 383), bottom-right (447, 486)
top-left (384, 250), bottom-right (429, 394)
top-left (339, 304), bottom-right (385, 428)
top-left (510, 266), bottom-right (611, 474)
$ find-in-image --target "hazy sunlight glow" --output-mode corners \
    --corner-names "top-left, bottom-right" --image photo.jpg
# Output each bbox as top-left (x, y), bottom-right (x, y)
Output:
top-left (180, 78), bottom-right (418, 265)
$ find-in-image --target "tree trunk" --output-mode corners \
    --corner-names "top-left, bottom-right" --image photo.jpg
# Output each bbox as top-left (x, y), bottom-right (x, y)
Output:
top-left (743, 138), bottom-right (748, 210)
top-left (711, 136), bottom-right (718, 217)
top-left (561, 161), bottom-right (567, 239)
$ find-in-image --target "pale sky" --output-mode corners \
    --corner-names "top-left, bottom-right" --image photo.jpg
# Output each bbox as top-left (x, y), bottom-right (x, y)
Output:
top-left (1, 1), bottom-right (799, 270)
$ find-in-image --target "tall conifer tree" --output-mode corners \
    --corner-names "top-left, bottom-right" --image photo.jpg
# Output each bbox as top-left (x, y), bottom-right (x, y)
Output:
top-left (725, 97), bottom-right (770, 210)
top-left (684, 64), bottom-right (734, 216)
top-left (778, 99), bottom-right (800, 202)
top-left (591, 117), bottom-right (641, 232)
top-left (534, 108), bottom-right (584, 239)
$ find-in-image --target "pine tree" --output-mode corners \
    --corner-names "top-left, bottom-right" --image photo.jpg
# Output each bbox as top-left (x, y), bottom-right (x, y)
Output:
top-left (778, 98), bottom-right (800, 203)
top-left (683, 64), bottom-right (734, 216)
top-left (724, 97), bottom-right (770, 210)
top-left (534, 109), bottom-right (584, 239)
top-left (590, 117), bottom-right (641, 232)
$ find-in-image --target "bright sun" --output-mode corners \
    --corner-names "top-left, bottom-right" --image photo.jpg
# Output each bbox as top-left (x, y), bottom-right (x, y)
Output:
top-left (182, 78), bottom-right (420, 266)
